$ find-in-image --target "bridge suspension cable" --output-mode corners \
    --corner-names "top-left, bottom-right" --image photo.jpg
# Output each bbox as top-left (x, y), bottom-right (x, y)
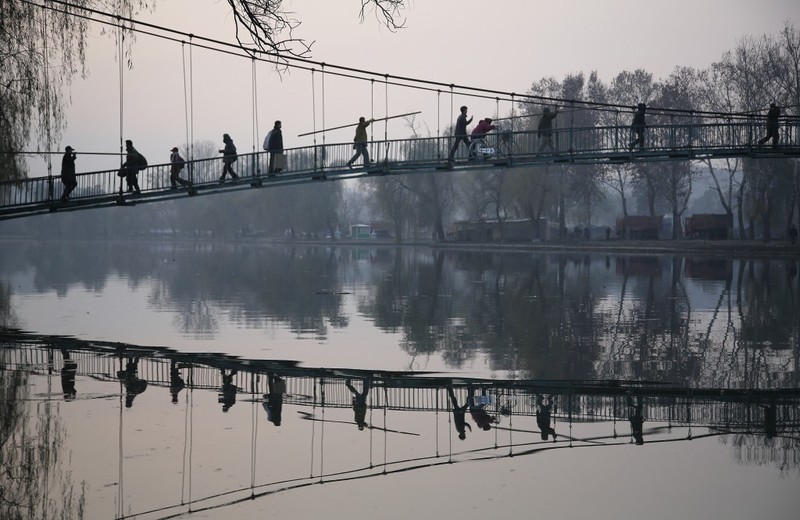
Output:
top-left (27, 0), bottom-right (788, 123)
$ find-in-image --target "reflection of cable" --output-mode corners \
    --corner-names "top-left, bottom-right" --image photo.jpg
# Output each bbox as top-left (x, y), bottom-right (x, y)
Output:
top-left (118, 374), bottom-right (124, 519)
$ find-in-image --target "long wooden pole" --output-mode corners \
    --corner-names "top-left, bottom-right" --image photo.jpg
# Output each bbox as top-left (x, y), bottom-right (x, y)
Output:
top-left (1, 151), bottom-right (127, 156)
top-left (492, 108), bottom-right (583, 122)
top-left (297, 111), bottom-right (422, 137)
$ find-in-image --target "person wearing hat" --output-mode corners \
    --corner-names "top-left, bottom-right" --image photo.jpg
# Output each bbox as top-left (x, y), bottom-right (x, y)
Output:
top-left (219, 133), bottom-right (239, 181)
top-left (628, 103), bottom-right (647, 150)
top-left (169, 146), bottom-right (191, 189)
top-left (757, 103), bottom-right (781, 148)
top-left (265, 120), bottom-right (284, 175)
top-left (60, 145), bottom-right (78, 201)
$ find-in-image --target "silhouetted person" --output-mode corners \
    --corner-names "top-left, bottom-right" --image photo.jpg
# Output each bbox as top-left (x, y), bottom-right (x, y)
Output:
top-left (121, 139), bottom-right (143, 194)
top-left (346, 117), bottom-right (373, 168)
top-left (447, 385), bottom-right (471, 440)
top-left (346, 378), bottom-right (371, 430)
top-left (169, 360), bottom-right (185, 404)
top-left (120, 356), bottom-right (148, 408)
top-left (169, 147), bottom-right (191, 189)
top-left (537, 106), bottom-right (559, 154)
top-left (263, 373), bottom-right (285, 426)
top-left (627, 394), bottom-right (645, 445)
top-left (219, 369), bottom-right (238, 412)
top-left (468, 385), bottom-right (496, 431)
top-left (763, 401), bottom-right (777, 439)
top-left (265, 120), bottom-right (284, 175)
top-left (628, 103), bottom-right (646, 150)
top-left (448, 105), bottom-right (473, 161)
top-left (606, 226), bottom-right (611, 240)
top-left (789, 224), bottom-right (798, 246)
top-left (60, 349), bottom-right (77, 401)
top-left (60, 146), bottom-right (78, 201)
top-left (757, 103), bottom-right (780, 147)
top-left (219, 133), bottom-right (238, 181)
top-left (535, 395), bottom-right (557, 441)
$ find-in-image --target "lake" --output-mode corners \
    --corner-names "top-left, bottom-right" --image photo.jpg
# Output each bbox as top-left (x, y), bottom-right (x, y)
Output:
top-left (1, 240), bottom-right (798, 519)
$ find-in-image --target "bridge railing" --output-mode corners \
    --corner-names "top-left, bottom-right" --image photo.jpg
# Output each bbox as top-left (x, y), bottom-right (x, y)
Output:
top-left (2, 120), bottom-right (798, 214)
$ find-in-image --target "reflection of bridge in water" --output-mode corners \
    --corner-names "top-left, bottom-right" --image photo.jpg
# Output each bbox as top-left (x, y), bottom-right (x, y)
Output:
top-left (4, 331), bottom-right (799, 520)
top-left (2, 119), bottom-right (799, 221)
top-left (5, 335), bottom-right (799, 433)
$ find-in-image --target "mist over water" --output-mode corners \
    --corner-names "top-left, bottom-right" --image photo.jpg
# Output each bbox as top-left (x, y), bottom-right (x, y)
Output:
top-left (1, 240), bottom-right (798, 519)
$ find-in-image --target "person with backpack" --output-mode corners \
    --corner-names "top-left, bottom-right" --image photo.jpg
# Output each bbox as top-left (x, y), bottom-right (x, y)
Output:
top-left (120, 139), bottom-right (145, 194)
top-left (219, 133), bottom-right (238, 182)
top-left (169, 146), bottom-right (191, 189)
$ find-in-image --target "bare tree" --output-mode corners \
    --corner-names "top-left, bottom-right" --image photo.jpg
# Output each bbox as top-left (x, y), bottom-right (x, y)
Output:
top-left (225, 0), bottom-right (407, 57)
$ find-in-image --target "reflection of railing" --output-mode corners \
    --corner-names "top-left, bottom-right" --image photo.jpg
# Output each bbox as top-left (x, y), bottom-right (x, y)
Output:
top-left (2, 120), bottom-right (800, 220)
top-left (4, 341), bottom-right (799, 431)
top-left (4, 337), bottom-right (798, 520)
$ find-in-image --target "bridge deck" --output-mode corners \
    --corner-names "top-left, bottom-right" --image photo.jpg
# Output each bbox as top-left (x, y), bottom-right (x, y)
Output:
top-left (2, 121), bottom-right (799, 220)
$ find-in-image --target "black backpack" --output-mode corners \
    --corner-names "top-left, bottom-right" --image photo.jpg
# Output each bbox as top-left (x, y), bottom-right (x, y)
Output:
top-left (138, 153), bottom-right (148, 170)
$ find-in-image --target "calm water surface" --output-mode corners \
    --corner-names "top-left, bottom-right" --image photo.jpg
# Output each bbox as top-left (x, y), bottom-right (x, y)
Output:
top-left (1, 240), bottom-right (798, 519)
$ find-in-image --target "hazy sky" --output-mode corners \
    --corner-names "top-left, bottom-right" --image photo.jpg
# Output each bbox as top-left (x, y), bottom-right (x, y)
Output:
top-left (45, 0), bottom-right (799, 173)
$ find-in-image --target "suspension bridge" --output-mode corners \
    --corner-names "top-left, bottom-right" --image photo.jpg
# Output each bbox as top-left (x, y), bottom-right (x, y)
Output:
top-left (2, 119), bottom-right (799, 221)
top-left (4, 1), bottom-right (800, 222)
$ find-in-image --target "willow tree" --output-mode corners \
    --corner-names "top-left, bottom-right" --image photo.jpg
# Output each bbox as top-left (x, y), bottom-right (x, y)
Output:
top-left (0, 0), bottom-right (408, 182)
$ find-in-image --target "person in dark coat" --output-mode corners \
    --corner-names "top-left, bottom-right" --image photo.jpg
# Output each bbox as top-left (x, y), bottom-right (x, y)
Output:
top-left (219, 369), bottom-right (238, 412)
top-left (447, 385), bottom-right (471, 440)
top-left (263, 373), bottom-right (285, 426)
top-left (169, 360), bottom-right (186, 404)
top-left (169, 147), bottom-right (191, 189)
top-left (346, 378), bottom-right (371, 430)
top-left (537, 106), bottom-right (560, 154)
top-left (219, 133), bottom-right (238, 181)
top-left (60, 348), bottom-right (77, 401)
top-left (121, 139), bottom-right (142, 194)
top-left (120, 356), bottom-right (148, 408)
top-left (448, 105), bottom-right (474, 161)
top-left (60, 146), bottom-right (78, 201)
top-left (757, 103), bottom-right (781, 147)
top-left (628, 103), bottom-right (647, 150)
top-left (346, 117), bottom-right (373, 168)
top-left (266, 120), bottom-right (284, 175)
top-left (536, 394), bottom-right (557, 441)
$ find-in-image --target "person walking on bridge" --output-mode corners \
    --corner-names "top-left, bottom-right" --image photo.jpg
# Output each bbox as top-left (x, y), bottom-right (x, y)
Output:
top-left (219, 133), bottom-right (239, 182)
top-left (60, 146), bottom-right (78, 201)
top-left (169, 147), bottom-right (191, 189)
top-left (757, 103), bottom-right (781, 148)
top-left (628, 103), bottom-right (647, 150)
top-left (346, 117), bottom-right (374, 169)
top-left (448, 105), bottom-right (473, 162)
top-left (121, 140), bottom-right (143, 194)
top-left (265, 120), bottom-right (284, 175)
top-left (537, 106), bottom-right (560, 154)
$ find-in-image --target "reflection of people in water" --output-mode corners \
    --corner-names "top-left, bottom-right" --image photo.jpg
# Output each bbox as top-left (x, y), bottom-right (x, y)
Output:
top-left (262, 373), bottom-right (285, 426)
top-left (60, 349), bottom-right (77, 401)
top-left (219, 369), bottom-right (238, 412)
top-left (763, 401), bottom-right (777, 439)
top-left (169, 360), bottom-right (186, 404)
top-left (628, 394), bottom-right (645, 445)
top-left (447, 385), bottom-right (471, 440)
top-left (346, 378), bottom-right (371, 430)
top-left (468, 385), bottom-right (497, 431)
top-left (120, 357), bottom-right (148, 408)
top-left (536, 394), bottom-right (557, 441)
